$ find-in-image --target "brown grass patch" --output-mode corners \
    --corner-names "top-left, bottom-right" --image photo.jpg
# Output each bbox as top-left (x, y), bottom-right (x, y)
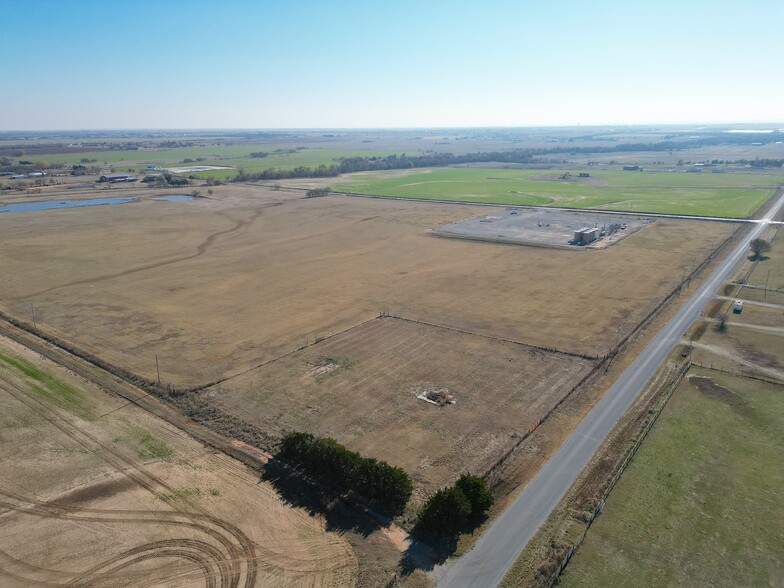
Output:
top-left (0, 184), bottom-right (735, 387)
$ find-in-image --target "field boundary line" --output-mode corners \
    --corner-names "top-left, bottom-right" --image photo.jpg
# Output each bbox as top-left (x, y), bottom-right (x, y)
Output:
top-left (428, 229), bottom-right (581, 251)
top-left (0, 315), bottom-right (283, 470)
top-left (691, 360), bottom-right (783, 385)
top-left (265, 184), bottom-right (763, 223)
top-left (605, 222), bottom-right (744, 369)
top-left (542, 360), bottom-right (691, 587)
top-left (381, 314), bottom-right (600, 361)
top-left (480, 357), bottom-right (605, 484)
top-left (201, 314), bottom-right (381, 388)
top-left (0, 308), bottom-right (179, 393)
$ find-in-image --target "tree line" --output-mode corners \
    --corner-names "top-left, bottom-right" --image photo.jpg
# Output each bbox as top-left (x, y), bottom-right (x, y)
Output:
top-left (232, 150), bottom-right (555, 183)
top-left (279, 432), bottom-right (413, 516)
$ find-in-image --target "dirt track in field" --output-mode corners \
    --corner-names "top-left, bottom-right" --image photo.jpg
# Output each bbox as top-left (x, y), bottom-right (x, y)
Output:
top-left (0, 336), bottom-right (357, 588)
top-left (13, 202), bottom-right (281, 301)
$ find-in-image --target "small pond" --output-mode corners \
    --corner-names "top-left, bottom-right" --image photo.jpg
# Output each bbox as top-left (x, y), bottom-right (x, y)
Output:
top-left (0, 196), bottom-right (138, 214)
top-left (153, 194), bottom-right (196, 202)
top-left (0, 194), bottom-right (195, 214)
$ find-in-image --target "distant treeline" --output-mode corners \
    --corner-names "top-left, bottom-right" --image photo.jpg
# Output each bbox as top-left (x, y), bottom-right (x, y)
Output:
top-left (545, 132), bottom-right (784, 156)
top-left (225, 132), bottom-right (784, 183)
top-left (279, 432), bottom-right (413, 516)
top-left (232, 150), bottom-right (556, 182)
top-left (728, 158), bottom-right (784, 168)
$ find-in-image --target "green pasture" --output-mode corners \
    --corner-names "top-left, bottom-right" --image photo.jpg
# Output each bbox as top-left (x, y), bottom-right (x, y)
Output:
top-left (36, 145), bottom-right (407, 177)
top-left (560, 369), bottom-right (784, 588)
top-left (0, 351), bottom-right (95, 420)
top-left (332, 168), bottom-right (782, 217)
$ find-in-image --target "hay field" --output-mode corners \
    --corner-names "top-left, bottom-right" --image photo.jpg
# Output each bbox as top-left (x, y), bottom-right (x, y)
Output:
top-left (0, 185), bottom-right (735, 387)
top-left (0, 335), bottom-right (356, 587)
top-left (205, 318), bottom-right (596, 495)
top-left (330, 168), bottom-right (782, 217)
top-left (559, 369), bottom-right (784, 588)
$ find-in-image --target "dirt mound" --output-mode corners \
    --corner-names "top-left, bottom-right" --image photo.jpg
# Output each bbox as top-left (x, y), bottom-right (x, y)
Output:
top-left (414, 386), bottom-right (455, 406)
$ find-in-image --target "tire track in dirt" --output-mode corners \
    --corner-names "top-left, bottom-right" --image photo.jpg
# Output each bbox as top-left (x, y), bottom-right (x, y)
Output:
top-left (0, 380), bottom-right (257, 588)
top-left (84, 551), bottom-right (214, 588)
top-left (64, 540), bottom-right (227, 588)
top-left (0, 496), bottom-right (231, 588)
top-left (0, 491), bottom-right (343, 581)
top-left (0, 548), bottom-right (76, 586)
top-left (12, 203), bottom-right (281, 302)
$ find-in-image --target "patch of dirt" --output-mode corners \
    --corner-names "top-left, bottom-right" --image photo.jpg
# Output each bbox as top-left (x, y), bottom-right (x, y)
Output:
top-left (309, 362), bottom-right (340, 377)
top-left (689, 375), bottom-right (746, 410)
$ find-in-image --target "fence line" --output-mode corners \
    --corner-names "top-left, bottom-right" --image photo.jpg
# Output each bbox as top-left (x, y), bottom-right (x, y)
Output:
top-left (691, 360), bottom-right (782, 385)
top-left (545, 360), bottom-right (691, 587)
top-left (203, 314), bottom-right (381, 388)
top-left (608, 224), bottom-right (742, 364)
top-left (381, 313), bottom-right (600, 361)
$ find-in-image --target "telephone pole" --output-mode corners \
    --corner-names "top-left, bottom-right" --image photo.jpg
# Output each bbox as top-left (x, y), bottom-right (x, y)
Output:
top-left (155, 354), bottom-right (161, 386)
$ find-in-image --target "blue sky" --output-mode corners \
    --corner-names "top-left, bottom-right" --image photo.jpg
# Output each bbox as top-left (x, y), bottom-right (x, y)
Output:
top-left (1, 0), bottom-right (782, 130)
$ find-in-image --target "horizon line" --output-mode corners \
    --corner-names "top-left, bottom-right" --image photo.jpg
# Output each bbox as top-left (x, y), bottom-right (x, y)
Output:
top-left (2, 122), bottom-right (784, 134)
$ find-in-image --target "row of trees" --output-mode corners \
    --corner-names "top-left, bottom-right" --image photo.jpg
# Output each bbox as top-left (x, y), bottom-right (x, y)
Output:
top-left (231, 150), bottom-right (551, 183)
top-left (729, 158), bottom-right (784, 169)
top-left (279, 432), bottom-right (413, 516)
top-left (416, 474), bottom-right (493, 537)
top-left (141, 173), bottom-right (191, 187)
top-left (305, 188), bottom-right (331, 198)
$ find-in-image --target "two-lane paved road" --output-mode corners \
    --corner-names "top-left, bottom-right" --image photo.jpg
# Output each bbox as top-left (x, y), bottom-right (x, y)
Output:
top-left (435, 190), bottom-right (784, 588)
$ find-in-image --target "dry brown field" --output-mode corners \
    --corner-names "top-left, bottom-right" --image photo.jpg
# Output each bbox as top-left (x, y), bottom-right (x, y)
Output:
top-left (0, 184), bottom-right (735, 388)
top-left (0, 335), bottom-right (356, 587)
top-left (204, 317), bottom-right (596, 496)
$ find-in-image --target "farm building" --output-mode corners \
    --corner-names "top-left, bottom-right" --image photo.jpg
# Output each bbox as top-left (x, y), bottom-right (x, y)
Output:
top-left (99, 174), bottom-right (137, 183)
top-left (622, 165), bottom-right (641, 171)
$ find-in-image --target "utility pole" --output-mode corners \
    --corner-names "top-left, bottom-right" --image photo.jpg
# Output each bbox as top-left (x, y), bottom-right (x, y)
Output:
top-left (30, 303), bottom-right (37, 329)
top-left (765, 269), bottom-right (771, 299)
top-left (155, 354), bottom-right (161, 386)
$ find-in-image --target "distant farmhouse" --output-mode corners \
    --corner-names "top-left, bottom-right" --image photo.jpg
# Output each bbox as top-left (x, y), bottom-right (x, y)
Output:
top-left (99, 174), bottom-right (137, 183)
top-left (622, 165), bottom-right (642, 171)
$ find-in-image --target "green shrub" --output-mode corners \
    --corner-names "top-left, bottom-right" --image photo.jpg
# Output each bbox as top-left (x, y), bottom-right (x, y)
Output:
top-left (417, 474), bottom-right (494, 537)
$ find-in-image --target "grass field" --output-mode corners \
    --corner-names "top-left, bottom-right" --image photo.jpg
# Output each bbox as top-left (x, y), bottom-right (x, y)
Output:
top-left (207, 317), bottom-right (596, 497)
top-left (0, 335), bottom-right (357, 587)
top-left (33, 145), bottom-right (407, 180)
top-left (559, 369), bottom-right (784, 588)
top-left (0, 184), bottom-right (735, 386)
top-left (330, 168), bottom-right (782, 217)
